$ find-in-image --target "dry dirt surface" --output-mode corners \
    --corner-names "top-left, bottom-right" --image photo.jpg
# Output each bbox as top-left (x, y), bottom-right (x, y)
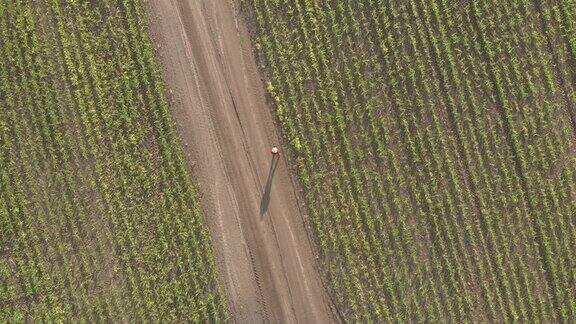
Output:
top-left (144, 0), bottom-right (337, 322)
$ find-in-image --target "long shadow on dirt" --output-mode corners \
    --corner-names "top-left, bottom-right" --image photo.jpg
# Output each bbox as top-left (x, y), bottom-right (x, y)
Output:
top-left (260, 156), bottom-right (280, 218)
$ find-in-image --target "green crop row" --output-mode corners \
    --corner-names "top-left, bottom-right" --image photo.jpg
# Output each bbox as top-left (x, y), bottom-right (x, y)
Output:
top-left (244, 0), bottom-right (576, 321)
top-left (0, 0), bottom-right (227, 322)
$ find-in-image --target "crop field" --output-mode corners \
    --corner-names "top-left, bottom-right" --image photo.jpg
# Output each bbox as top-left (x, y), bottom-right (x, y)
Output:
top-left (0, 0), bottom-right (226, 322)
top-left (246, 0), bottom-right (576, 321)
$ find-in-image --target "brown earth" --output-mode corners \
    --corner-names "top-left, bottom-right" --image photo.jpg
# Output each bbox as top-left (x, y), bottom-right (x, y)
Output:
top-left (144, 0), bottom-right (337, 322)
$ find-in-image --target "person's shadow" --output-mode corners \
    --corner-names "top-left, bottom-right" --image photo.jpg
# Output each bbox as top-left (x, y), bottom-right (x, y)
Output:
top-left (259, 156), bottom-right (280, 218)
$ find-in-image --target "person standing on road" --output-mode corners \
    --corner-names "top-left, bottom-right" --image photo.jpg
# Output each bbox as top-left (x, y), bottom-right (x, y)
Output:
top-left (271, 146), bottom-right (281, 157)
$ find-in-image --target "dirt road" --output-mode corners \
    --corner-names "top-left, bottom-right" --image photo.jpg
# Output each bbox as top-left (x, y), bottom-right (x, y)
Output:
top-left (144, 0), bottom-right (336, 322)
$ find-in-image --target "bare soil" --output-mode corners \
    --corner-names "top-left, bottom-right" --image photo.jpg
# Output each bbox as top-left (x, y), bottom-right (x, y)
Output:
top-left (144, 0), bottom-right (336, 322)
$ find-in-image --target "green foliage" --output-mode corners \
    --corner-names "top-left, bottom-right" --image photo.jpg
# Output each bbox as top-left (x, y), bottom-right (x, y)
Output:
top-left (245, 0), bottom-right (576, 321)
top-left (0, 0), bottom-right (227, 321)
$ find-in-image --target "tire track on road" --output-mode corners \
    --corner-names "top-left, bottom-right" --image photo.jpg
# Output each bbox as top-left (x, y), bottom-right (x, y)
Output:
top-left (145, 0), bottom-right (336, 322)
